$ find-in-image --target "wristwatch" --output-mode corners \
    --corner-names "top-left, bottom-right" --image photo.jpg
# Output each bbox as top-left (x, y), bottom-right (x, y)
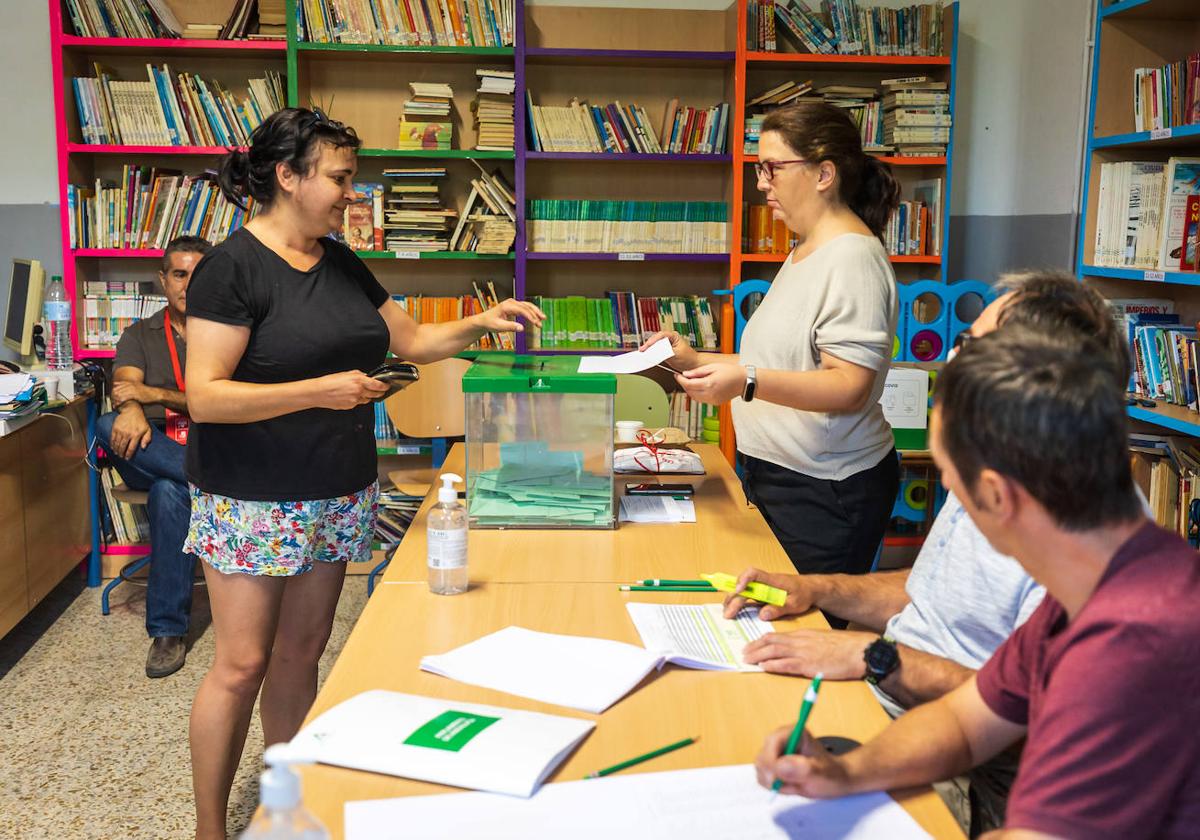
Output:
top-left (863, 636), bottom-right (900, 685)
top-left (742, 364), bottom-right (758, 402)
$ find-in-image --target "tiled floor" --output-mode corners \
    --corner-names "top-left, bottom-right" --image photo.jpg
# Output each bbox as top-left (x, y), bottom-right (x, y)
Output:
top-left (0, 570), bottom-right (369, 840)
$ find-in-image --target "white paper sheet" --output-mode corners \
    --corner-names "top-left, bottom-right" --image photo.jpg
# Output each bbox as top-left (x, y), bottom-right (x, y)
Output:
top-left (619, 495), bottom-right (697, 523)
top-left (627, 603), bottom-right (771, 671)
top-left (577, 338), bottom-right (674, 374)
top-left (0, 374), bottom-right (34, 403)
top-left (345, 763), bottom-right (932, 840)
top-left (286, 690), bottom-right (594, 798)
top-left (420, 626), bottom-right (665, 713)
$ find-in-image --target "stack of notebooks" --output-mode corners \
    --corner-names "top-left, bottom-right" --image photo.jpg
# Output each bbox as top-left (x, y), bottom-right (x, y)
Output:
top-left (298, 0), bottom-right (515, 47)
top-left (528, 293), bottom-right (718, 351)
top-left (881, 76), bottom-right (951, 156)
top-left (63, 0), bottom-right (181, 38)
top-left (0, 374), bottom-right (45, 436)
top-left (399, 83), bottom-right (454, 151)
top-left (392, 284), bottom-right (514, 350)
top-left (382, 167), bottom-right (456, 252)
top-left (68, 169), bottom-right (256, 250)
top-left (526, 200), bottom-right (728, 254)
top-left (1092, 157), bottom-right (1200, 272)
top-left (473, 69), bottom-right (515, 151)
top-left (83, 293), bottom-right (167, 349)
top-left (451, 162), bottom-right (517, 254)
top-left (73, 64), bottom-right (285, 147)
top-left (255, 0), bottom-right (288, 39)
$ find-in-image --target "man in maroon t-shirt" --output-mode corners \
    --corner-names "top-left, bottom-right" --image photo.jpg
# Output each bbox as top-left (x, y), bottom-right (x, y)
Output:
top-left (754, 325), bottom-right (1200, 839)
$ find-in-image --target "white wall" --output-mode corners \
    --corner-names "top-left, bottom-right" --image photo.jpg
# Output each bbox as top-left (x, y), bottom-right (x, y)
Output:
top-left (1, 0), bottom-right (58, 204)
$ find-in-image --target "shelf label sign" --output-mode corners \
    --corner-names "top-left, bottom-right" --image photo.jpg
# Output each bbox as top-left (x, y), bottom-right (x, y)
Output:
top-left (1145, 270), bottom-right (1166, 282)
top-left (1150, 127), bottom-right (1172, 141)
top-left (394, 250), bottom-right (421, 260)
top-left (618, 252), bottom-right (646, 261)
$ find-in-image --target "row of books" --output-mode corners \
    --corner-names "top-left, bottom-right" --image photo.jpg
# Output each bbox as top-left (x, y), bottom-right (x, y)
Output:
top-left (745, 205), bottom-right (798, 255)
top-left (744, 77), bottom-right (950, 156)
top-left (299, 0), bottom-right (514, 47)
top-left (82, 293), bottom-right (167, 349)
top-left (63, 0), bottom-right (177, 39)
top-left (99, 465), bottom-right (150, 545)
top-left (751, 0), bottom-right (944, 57)
top-left (1133, 53), bottom-right (1200, 133)
top-left (392, 284), bottom-right (515, 350)
top-left (73, 64), bottom-right (285, 147)
top-left (82, 280), bottom-right (142, 296)
top-left (1092, 157), bottom-right (1200, 272)
top-left (474, 70), bottom-right (515, 152)
top-left (1130, 434), bottom-right (1200, 538)
top-left (526, 94), bottom-right (729, 156)
top-left (68, 171), bottom-right (256, 251)
top-left (526, 201), bottom-right (729, 254)
top-left (526, 293), bottom-right (719, 351)
top-left (883, 199), bottom-right (935, 257)
top-left (669, 391), bottom-right (720, 443)
top-left (374, 488), bottom-right (423, 548)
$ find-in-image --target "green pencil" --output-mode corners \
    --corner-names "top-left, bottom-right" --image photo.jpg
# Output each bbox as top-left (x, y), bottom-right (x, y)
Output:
top-left (635, 579), bottom-right (712, 587)
top-left (585, 736), bottom-right (698, 779)
top-left (619, 585), bottom-right (717, 593)
top-left (771, 673), bottom-right (823, 794)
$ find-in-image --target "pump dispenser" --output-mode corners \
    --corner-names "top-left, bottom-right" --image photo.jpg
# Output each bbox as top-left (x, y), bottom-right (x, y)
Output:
top-left (428, 472), bottom-right (468, 595)
top-left (237, 745), bottom-right (329, 839)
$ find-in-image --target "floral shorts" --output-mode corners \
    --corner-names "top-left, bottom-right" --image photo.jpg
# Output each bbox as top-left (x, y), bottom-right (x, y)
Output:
top-left (183, 482), bottom-right (379, 577)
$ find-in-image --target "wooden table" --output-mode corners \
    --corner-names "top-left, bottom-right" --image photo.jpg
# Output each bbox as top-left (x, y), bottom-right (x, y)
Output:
top-left (382, 444), bottom-right (796, 584)
top-left (300, 583), bottom-right (963, 838)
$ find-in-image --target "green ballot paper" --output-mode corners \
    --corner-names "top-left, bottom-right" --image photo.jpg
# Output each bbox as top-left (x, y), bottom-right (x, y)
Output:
top-left (701, 573), bottom-right (787, 607)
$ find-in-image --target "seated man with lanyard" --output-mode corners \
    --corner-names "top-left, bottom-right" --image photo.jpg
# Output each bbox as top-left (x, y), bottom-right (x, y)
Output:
top-left (724, 271), bottom-right (1131, 835)
top-left (95, 235), bottom-right (210, 678)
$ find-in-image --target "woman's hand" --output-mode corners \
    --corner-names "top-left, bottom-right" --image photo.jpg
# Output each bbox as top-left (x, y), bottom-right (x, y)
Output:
top-left (640, 330), bottom-right (699, 371)
top-left (675, 363), bottom-right (747, 405)
top-left (313, 370), bottom-right (389, 410)
top-left (476, 299), bottom-right (546, 334)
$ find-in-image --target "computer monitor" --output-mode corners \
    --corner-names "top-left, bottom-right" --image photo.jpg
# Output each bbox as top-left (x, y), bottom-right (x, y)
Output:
top-left (3, 259), bottom-right (46, 358)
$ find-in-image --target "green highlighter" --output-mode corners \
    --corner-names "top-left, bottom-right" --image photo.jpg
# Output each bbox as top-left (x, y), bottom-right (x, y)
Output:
top-left (701, 572), bottom-right (787, 607)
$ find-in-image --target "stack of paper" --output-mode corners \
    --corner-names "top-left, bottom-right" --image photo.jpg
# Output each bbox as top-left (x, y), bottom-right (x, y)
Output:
top-left (473, 69), bottom-right (515, 151)
top-left (345, 763), bottom-right (933, 839)
top-left (287, 690), bottom-right (594, 798)
top-left (420, 609), bottom-right (772, 712)
top-left (469, 442), bottom-right (612, 526)
top-left (619, 495), bottom-right (696, 523)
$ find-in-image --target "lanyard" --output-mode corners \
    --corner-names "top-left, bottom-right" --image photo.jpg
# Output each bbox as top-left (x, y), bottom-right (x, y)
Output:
top-left (163, 309), bottom-right (185, 392)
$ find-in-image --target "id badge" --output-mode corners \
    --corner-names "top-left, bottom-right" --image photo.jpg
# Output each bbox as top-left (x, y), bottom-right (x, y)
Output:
top-left (165, 408), bottom-right (190, 445)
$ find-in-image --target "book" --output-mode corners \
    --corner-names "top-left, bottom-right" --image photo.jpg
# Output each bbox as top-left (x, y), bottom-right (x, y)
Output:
top-left (1157, 158), bottom-right (1200, 270)
top-left (1182, 195), bottom-right (1200, 271)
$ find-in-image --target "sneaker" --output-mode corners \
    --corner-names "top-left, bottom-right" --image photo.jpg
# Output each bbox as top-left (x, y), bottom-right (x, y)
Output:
top-left (145, 635), bottom-right (187, 678)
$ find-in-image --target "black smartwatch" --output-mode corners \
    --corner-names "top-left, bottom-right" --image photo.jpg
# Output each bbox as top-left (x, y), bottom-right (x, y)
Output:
top-left (863, 636), bottom-right (900, 685)
top-left (742, 364), bottom-right (757, 402)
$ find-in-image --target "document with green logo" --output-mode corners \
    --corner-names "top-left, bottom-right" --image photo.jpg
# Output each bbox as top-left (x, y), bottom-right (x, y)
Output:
top-left (287, 690), bottom-right (594, 797)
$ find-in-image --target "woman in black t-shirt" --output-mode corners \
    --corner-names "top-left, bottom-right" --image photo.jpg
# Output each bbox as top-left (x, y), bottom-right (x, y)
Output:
top-left (182, 108), bottom-right (542, 839)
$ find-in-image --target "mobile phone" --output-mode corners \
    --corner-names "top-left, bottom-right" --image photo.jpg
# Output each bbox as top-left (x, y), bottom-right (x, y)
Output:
top-left (367, 362), bottom-right (419, 401)
top-left (626, 483), bottom-right (695, 497)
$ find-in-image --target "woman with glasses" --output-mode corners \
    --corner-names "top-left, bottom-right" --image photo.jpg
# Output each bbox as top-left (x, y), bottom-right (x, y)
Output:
top-left (646, 100), bottom-right (901, 580)
top-left (182, 108), bottom-right (542, 839)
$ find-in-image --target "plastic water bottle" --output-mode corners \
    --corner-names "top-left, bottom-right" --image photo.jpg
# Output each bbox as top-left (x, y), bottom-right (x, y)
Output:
top-left (42, 275), bottom-right (73, 370)
top-left (238, 745), bottom-right (329, 840)
top-left (428, 472), bottom-right (468, 595)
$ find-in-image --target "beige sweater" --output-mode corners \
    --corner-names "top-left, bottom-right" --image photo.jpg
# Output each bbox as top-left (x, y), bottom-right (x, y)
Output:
top-left (731, 233), bottom-right (898, 480)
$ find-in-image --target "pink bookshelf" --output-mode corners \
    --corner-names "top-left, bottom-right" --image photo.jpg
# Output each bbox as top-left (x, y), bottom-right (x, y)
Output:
top-left (67, 143), bottom-right (236, 155)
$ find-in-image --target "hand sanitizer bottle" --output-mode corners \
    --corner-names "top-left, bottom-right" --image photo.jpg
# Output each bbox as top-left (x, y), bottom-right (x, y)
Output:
top-left (428, 472), bottom-right (468, 595)
top-left (238, 745), bottom-right (329, 840)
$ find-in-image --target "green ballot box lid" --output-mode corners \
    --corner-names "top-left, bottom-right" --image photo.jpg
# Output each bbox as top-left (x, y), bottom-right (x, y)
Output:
top-left (462, 352), bottom-right (617, 395)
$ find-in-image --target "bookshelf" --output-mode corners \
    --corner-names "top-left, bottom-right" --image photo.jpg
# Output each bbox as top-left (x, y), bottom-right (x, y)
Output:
top-left (50, 0), bottom-right (962, 464)
top-left (1076, 0), bottom-right (1200, 436)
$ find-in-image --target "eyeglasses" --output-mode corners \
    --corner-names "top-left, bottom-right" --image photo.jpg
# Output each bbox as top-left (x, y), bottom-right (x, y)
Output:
top-left (754, 159), bottom-right (807, 182)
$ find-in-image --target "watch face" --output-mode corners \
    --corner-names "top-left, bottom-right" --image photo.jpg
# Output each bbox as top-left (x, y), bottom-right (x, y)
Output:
top-left (866, 640), bottom-right (899, 674)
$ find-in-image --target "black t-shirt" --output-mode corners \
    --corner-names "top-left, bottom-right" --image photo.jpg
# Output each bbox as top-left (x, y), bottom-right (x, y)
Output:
top-left (184, 228), bottom-right (390, 501)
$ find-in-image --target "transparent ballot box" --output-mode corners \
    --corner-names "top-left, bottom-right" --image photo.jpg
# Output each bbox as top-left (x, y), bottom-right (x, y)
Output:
top-left (462, 354), bottom-right (616, 529)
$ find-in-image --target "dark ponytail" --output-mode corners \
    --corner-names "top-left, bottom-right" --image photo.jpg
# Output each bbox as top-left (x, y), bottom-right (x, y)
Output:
top-left (761, 100), bottom-right (900, 240)
top-left (218, 107), bottom-right (362, 211)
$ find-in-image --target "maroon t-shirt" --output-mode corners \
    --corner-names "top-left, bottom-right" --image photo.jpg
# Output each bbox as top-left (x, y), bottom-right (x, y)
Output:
top-left (977, 521), bottom-right (1200, 839)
